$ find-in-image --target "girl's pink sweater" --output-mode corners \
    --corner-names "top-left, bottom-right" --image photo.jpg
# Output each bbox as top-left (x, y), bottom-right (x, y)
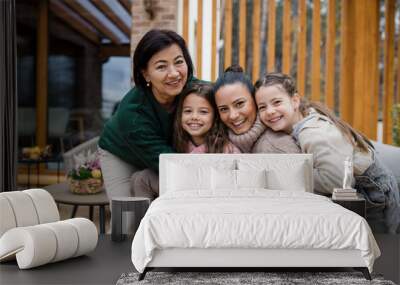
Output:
top-left (187, 141), bottom-right (241, 154)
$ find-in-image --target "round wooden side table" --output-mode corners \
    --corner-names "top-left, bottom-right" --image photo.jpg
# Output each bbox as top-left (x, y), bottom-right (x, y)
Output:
top-left (44, 182), bottom-right (109, 234)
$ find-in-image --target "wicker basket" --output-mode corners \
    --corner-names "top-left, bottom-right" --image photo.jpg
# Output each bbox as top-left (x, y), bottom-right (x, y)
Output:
top-left (68, 178), bottom-right (103, 194)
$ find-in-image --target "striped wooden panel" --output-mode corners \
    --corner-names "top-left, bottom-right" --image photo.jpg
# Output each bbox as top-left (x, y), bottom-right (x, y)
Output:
top-left (297, 0), bottom-right (307, 97)
top-left (267, 0), bottom-right (276, 72)
top-left (239, 0), bottom-right (246, 68)
top-left (196, 0), bottom-right (203, 78)
top-left (339, 0), bottom-right (354, 124)
top-left (367, 1), bottom-right (380, 139)
top-left (351, 1), bottom-right (380, 138)
top-left (224, 0), bottom-right (233, 69)
top-left (252, 0), bottom-right (261, 80)
top-left (366, 0), bottom-right (380, 139)
top-left (397, 27), bottom-right (400, 104)
top-left (311, 0), bottom-right (321, 102)
top-left (211, 0), bottom-right (217, 81)
top-left (383, 0), bottom-right (395, 144)
top-left (282, 0), bottom-right (291, 74)
top-left (351, 2), bottom-right (366, 132)
top-left (182, 0), bottom-right (189, 44)
top-left (325, 0), bottom-right (336, 110)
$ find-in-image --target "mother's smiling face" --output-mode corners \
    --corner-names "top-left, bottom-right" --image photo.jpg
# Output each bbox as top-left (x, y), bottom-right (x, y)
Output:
top-left (214, 82), bottom-right (257, 135)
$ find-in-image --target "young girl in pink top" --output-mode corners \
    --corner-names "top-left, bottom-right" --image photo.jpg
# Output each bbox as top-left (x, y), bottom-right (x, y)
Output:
top-left (131, 83), bottom-right (239, 200)
top-left (173, 82), bottom-right (240, 154)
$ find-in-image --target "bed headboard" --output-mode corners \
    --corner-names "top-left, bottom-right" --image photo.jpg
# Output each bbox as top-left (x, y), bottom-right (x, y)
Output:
top-left (159, 154), bottom-right (313, 195)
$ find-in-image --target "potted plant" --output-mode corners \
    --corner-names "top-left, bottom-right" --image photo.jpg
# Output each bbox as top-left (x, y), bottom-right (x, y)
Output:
top-left (67, 150), bottom-right (103, 194)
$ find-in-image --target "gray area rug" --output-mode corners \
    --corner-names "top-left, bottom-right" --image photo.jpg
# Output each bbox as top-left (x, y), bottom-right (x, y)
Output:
top-left (116, 271), bottom-right (396, 285)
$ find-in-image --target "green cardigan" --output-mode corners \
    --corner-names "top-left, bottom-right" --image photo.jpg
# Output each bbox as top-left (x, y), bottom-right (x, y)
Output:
top-left (99, 79), bottom-right (200, 172)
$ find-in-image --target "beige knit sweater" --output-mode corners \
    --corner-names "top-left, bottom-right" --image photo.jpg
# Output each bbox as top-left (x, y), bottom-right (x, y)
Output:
top-left (228, 116), bottom-right (300, 154)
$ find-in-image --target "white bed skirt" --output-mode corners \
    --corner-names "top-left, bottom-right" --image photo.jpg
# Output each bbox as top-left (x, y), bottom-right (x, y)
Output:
top-left (148, 248), bottom-right (366, 268)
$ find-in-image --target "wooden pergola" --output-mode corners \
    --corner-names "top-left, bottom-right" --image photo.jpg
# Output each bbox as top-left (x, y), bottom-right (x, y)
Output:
top-left (35, 0), bottom-right (132, 148)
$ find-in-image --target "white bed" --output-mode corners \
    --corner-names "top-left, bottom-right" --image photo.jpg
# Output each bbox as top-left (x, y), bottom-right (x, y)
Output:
top-left (131, 154), bottom-right (380, 280)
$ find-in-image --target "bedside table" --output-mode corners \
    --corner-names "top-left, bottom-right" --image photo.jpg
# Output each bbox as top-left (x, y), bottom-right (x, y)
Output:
top-left (332, 194), bottom-right (366, 218)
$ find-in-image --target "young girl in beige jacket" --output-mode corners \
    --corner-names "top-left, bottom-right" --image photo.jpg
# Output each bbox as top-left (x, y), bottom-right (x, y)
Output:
top-left (254, 72), bottom-right (400, 234)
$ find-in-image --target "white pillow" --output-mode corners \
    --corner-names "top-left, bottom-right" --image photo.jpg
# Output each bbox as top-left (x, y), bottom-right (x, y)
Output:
top-left (211, 169), bottom-right (268, 190)
top-left (166, 162), bottom-right (212, 192)
top-left (236, 169), bottom-right (267, 189)
top-left (266, 163), bottom-right (307, 191)
top-left (238, 159), bottom-right (308, 192)
top-left (212, 168), bottom-right (237, 190)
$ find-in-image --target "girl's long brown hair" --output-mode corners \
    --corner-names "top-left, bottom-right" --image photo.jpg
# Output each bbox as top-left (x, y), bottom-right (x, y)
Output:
top-left (254, 72), bottom-right (373, 153)
top-left (173, 82), bottom-right (230, 153)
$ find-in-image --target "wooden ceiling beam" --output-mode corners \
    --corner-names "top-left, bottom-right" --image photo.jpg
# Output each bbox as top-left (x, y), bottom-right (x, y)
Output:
top-left (90, 0), bottom-right (131, 37)
top-left (118, 0), bottom-right (131, 15)
top-left (49, 0), bottom-right (100, 45)
top-left (64, 0), bottom-right (122, 44)
top-left (99, 44), bottom-right (130, 59)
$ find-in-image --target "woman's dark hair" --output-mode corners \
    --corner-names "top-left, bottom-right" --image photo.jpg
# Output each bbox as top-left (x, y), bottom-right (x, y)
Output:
top-left (173, 82), bottom-right (230, 153)
top-left (255, 72), bottom-right (373, 153)
top-left (133, 29), bottom-right (194, 88)
top-left (213, 64), bottom-right (255, 97)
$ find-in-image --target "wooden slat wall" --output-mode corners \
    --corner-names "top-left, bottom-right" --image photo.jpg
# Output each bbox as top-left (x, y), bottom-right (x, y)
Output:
top-left (196, 0), bottom-right (203, 78)
top-left (398, 30), bottom-right (400, 104)
top-left (365, 0), bottom-right (379, 139)
top-left (296, 0), bottom-right (307, 96)
top-left (325, 0), bottom-right (335, 109)
top-left (383, 0), bottom-right (396, 144)
top-left (224, 0), bottom-right (233, 69)
top-left (211, 0), bottom-right (217, 81)
top-left (338, 1), bottom-right (380, 137)
top-left (352, 2), bottom-right (367, 132)
top-left (282, 0), bottom-right (291, 74)
top-left (182, 0), bottom-right (189, 44)
top-left (252, 0), bottom-right (261, 79)
top-left (311, 0), bottom-right (321, 102)
top-left (184, 0), bottom-right (398, 144)
top-left (239, 0), bottom-right (246, 68)
top-left (267, 0), bottom-right (276, 72)
top-left (339, 0), bottom-right (354, 124)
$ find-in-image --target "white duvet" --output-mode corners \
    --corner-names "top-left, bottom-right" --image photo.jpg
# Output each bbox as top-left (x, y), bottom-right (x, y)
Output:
top-left (131, 190), bottom-right (380, 273)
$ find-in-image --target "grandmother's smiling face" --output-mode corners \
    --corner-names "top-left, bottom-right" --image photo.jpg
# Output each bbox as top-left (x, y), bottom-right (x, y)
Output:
top-left (214, 83), bottom-right (257, 134)
top-left (142, 44), bottom-right (188, 106)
